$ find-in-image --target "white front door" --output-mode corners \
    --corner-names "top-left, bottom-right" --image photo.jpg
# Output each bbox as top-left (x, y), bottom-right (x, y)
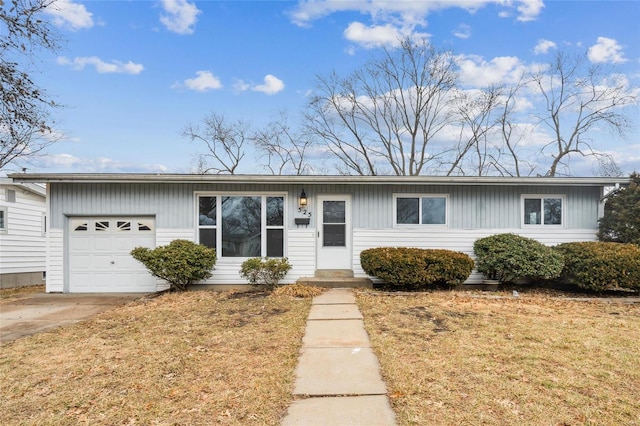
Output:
top-left (316, 195), bottom-right (352, 270)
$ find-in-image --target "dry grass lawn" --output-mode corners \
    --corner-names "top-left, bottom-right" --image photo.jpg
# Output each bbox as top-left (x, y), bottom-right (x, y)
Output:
top-left (0, 289), bottom-right (311, 425)
top-left (356, 290), bottom-right (640, 426)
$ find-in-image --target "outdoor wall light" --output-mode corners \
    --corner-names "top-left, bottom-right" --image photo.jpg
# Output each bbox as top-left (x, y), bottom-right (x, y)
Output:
top-left (299, 189), bottom-right (308, 208)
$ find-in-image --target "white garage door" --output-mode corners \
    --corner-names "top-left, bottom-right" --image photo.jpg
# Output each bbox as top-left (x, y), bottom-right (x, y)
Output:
top-left (68, 217), bottom-right (157, 293)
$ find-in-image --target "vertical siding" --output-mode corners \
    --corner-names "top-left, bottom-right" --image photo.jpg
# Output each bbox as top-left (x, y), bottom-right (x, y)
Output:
top-left (50, 182), bottom-right (604, 230)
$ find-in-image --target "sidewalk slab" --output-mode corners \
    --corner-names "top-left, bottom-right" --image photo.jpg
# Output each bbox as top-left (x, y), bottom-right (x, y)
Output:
top-left (302, 320), bottom-right (371, 348)
top-left (281, 395), bottom-right (396, 426)
top-left (308, 304), bottom-right (363, 320)
top-left (302, 319), bottom-right (371, 348)
top-left (312, 288), bottom-right (357, 305)
top-left (293, 347), bottom-right (388, 395)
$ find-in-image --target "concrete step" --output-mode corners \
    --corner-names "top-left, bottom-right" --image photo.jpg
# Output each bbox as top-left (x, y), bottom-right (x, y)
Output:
top-left (315, 269), bottom-right (354, 278)
top-left (296, 277), bottom-right (373, 289)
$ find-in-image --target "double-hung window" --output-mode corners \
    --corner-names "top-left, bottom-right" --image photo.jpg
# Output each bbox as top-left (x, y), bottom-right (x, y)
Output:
top-left (394, 194), bottom-right (448, 226)
top-left (197, 194), bottom-right (285, 258)
top-left (522, 195), bottom-right (564, 226)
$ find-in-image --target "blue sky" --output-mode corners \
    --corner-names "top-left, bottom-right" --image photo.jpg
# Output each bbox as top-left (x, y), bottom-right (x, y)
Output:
top-left (7, 0), bottom-right (640, 176)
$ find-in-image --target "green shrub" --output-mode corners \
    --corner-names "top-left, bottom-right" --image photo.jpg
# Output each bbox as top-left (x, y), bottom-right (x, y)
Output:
top-left (130, 239), bottom-right (216, 292)
top-left (598, 172), bottom-right (640, 245)
top-left (240, 257), bottom-right (292, 290)
top-left (360, 247), bottom-right (474, 290)
top-left (553, 242), bottom-right (640, 291)
top-left (473, 233), bottom-right (564, 284)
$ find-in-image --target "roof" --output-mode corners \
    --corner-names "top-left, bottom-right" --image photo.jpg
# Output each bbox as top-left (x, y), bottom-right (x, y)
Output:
top-left (0, 177), bottom-right (46, 197)
top-left (8, 173), bottom-right (629, 187)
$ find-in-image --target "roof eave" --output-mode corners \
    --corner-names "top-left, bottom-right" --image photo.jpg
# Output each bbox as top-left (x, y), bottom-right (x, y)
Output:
top-left (7, 173), bottom-right (630, 187)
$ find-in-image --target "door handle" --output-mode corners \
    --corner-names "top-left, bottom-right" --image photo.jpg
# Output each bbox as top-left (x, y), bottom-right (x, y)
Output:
top-left (110, 261), bottom-right (115, 265)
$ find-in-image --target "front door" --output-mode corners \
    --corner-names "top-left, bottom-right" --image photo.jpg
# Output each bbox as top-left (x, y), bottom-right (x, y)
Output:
top-left (316, 194), bottom-right (352, 270)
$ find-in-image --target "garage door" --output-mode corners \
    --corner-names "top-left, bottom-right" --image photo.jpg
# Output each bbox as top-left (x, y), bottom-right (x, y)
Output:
top-left (68, 217), bottom-right (156, 292)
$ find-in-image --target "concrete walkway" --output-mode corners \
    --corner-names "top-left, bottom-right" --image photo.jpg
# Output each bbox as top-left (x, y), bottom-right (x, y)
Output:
top-left (281, 288), bottom-right (396, 426)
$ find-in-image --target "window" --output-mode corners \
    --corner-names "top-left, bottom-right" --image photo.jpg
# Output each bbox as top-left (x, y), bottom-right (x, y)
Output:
top-left (394, 194), bottom-right (448, 226)
top-left (197, 194), bottom-right (285, 258)
top-left (0, 207), bottom-right (7, 232)
top-left (522, 195), bottom-right (564, 226)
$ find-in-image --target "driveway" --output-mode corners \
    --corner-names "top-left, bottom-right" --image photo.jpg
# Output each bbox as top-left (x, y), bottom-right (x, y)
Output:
top-left (0, 292), bottom-right (148, 343)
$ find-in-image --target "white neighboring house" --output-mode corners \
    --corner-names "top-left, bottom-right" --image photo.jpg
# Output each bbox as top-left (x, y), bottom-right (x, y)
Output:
top-left (0, 178), bottom-right (47, 289)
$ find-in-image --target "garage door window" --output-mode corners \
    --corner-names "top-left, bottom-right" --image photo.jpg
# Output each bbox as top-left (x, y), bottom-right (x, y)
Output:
top-left (198, 194), bottom-right (285, 258)
top-left (71, 219), bottom-right (155, 233)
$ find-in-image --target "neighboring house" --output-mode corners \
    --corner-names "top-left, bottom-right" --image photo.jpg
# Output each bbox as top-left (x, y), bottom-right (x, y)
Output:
top-left (9, 173), bottom-right (628, 293)
top-left (0, 178), bottom-right (46, 289)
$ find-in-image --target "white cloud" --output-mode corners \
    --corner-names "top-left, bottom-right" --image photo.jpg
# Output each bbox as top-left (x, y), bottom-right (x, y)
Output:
top-left (516, 0), bottom-right (545, 22)
top-left (45, 0), bottom-right (94, 30)
top-left (344, 22), bottom-right (405, 48)
top-left (34, 154), bottom-right (169, 173)
top-left (453, 24), bottom-right (471, 40)
top-left (534, 39), bottom-right (556, 55)
top-left (252, 75), bottom-right (285, 95)
top-left (180, 71), bottom-right (223, 92)
top-left (588, 37), bottom-right (627, 64)
top-left (57, 56), bottom-right (144, 74)
top-left (159, 0), bottom-right (201, 35)
top-left (233, 75), bottom-right (285, 95)
top-left (455, 54), bottom-right (536, 87)
top-left (233, 79), bottom-right (251, 92)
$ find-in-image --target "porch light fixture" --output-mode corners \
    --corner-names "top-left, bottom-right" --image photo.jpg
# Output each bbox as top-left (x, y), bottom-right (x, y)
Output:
top-left (299, 189), bottom-right (308, 208)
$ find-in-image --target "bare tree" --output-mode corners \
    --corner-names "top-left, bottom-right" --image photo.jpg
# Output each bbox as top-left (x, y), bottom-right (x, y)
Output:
top-left (531, 51), bottom-right (637, 176)
top-left (448, 85), bottom-right (503, 176)
top-left (1, 0), bottom-right (61, 170)
top-left (305, 38), bottom-right (458, 176)
top-left (183, 113), bottom-right (249, 174)
top-left (251, 111), bottom-right (314, 175)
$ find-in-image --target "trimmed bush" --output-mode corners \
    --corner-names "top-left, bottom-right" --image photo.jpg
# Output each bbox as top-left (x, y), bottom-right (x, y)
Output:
top-left (473, 233), bottom-right (564, 283)
top-left (130, 239), bottom-right (216, 292)
top-left (240, 257), bottom-right (292, 290)
top-left (360, 247), bottom-right (474, 290)
top-left (553, 242), bottom-right (640, 291)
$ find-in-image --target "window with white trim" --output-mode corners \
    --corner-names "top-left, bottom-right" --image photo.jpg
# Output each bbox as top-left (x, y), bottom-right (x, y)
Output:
top-left (197, 194), bottom-right (285, 257)
top-left (394, 194), bottom-right (448, 226)
top-left (522, 195), bottom-right (564, 226)
top-left (0, 207), bottom-right (7, 232)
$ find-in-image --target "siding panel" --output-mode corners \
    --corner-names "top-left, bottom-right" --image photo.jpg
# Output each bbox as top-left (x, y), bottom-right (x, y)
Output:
top-left (46, 229), bottom-right (64, 292)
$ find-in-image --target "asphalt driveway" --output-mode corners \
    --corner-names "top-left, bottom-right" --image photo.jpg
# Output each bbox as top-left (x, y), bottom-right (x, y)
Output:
top-left (0, 292), bottom-right (148, 343)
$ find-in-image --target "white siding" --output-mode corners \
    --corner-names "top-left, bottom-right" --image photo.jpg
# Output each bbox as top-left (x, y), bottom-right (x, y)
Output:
top-left (353, 228), bottom-right (599, 284)
top-left (46, 229), bottom-right (64, 292)
top-left (283, 229), bottom-right (316, 283)
top-left (0, 184), bottom-right (46, 275)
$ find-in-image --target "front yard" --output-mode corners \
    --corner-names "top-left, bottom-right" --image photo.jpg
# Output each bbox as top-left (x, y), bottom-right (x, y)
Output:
top-left (1, 287), bottom-right (638, 425)
top-left (0, 290), bottom-right (311, 425)
top-left (356, 290), bottom-right (640, 425)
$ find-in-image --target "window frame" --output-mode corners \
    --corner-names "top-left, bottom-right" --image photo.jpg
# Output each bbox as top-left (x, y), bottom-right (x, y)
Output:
top-left (195, 192), bottom-right (287, 259)
top-left (393, 193), bottom-right (449, 227)
top-left (0, 207), bottom-right (7, 232)
top-left (521, 194), bottom-right (565, 227)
